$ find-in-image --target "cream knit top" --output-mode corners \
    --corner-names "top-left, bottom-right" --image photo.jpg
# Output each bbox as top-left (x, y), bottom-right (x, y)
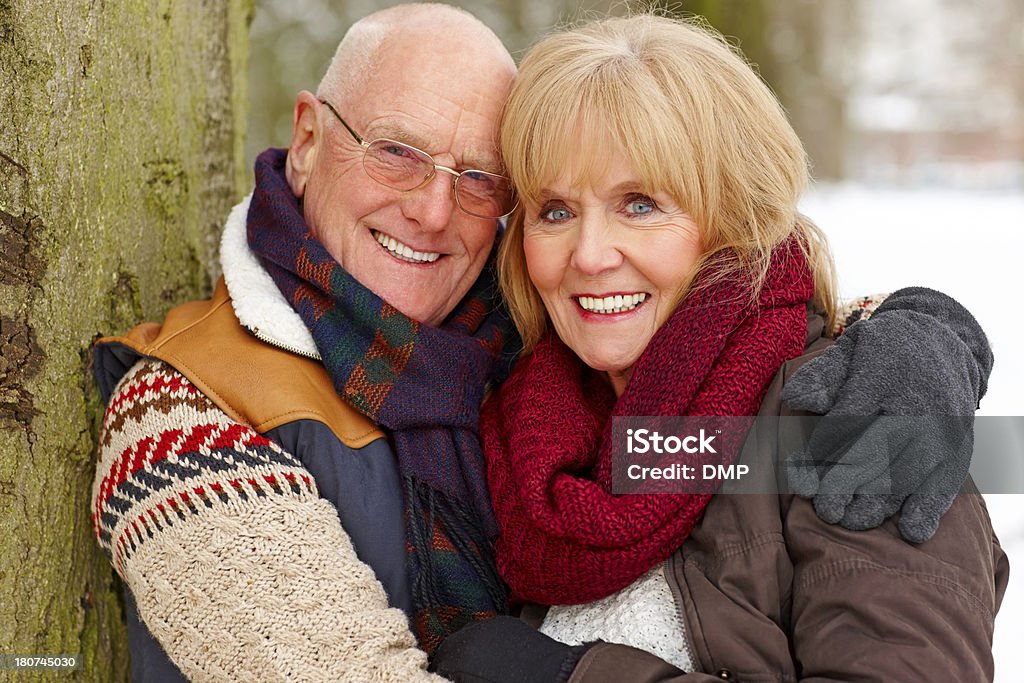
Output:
top-left (539, 563), bottom-right (695, 672)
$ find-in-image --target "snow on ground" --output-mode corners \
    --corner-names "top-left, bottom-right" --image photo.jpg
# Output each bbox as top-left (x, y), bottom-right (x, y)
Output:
top-left (801, 184), bottom-right (1024, 682)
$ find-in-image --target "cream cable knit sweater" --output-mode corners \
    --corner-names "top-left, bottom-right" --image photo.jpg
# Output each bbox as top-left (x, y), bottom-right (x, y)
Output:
top-left (92, 359), bottom-right (442, 682)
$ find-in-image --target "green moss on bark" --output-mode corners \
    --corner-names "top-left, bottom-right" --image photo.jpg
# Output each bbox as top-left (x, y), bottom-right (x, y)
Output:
top-left (0, 0), bottom-right (253, 679)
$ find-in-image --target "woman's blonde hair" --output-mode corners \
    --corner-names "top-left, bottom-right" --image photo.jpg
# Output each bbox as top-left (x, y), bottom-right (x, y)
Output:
top-left (498, 13), bottom-right (838, 351)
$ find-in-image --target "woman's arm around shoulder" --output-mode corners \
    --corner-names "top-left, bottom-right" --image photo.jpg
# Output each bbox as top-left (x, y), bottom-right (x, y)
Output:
top-left (782, 486), bottom-right (1008, 681)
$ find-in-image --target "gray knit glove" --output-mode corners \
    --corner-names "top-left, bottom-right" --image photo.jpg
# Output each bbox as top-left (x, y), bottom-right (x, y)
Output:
top-left (782, 287), bottom-right (993, 543)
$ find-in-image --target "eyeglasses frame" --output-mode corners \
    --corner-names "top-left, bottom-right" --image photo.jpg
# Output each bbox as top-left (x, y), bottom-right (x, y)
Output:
top-left (317, 98), bottom-right (517, 219)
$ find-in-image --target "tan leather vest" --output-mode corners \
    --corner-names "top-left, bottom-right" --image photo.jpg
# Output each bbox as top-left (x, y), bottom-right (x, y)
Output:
top-left (96, 277), bottom-right (385, 448)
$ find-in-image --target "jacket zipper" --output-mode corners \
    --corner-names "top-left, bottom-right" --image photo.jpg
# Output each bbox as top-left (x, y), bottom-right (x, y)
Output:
top-left (665, 551), bottom-right (702, 673)
top-left (248, 326), bottom-right (322, 360)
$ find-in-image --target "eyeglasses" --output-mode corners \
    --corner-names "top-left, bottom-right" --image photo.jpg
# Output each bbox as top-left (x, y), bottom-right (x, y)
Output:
top-left (318, 99), bottom-right (517, 219)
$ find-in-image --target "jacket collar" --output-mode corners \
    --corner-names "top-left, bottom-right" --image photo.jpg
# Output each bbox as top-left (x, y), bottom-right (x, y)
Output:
top-left (219, 194), bottom-right (320, 358)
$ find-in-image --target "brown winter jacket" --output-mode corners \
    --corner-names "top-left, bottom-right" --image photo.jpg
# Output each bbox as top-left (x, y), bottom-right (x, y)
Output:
top-left (523, 314), bottom-right (1009, 683)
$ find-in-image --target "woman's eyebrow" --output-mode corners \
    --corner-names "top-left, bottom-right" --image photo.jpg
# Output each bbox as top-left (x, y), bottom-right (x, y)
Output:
top-left (608, 180), bottom-right (647, 194)
top-left (533, 189), bottom-right (565, 203)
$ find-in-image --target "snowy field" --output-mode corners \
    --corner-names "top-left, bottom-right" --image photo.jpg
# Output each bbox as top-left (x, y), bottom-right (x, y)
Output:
top-left (802, 184), bottom-right (1024, 682)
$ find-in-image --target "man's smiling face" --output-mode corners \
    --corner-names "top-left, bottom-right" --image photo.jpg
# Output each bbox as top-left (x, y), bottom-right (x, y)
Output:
top-left (286, 24), bottom-right (514, 325)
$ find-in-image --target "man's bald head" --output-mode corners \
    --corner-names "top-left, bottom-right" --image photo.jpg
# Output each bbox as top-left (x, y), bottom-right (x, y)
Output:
top-left (318, 3), bottom-right (514, 109)
top-left (286, 4), bottom-right (517, 326)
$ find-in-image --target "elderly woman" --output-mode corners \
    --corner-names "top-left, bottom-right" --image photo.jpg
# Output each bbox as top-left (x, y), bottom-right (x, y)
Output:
top-left (433, 14), bottom-right (1007, 683)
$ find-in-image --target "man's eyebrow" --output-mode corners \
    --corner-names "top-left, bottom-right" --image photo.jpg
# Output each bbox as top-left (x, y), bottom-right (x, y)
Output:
top-left (459, 150), bottom-right (504, 175)
top-left (366, 124), bottom-right (503, 174)
top-left (370, 124), bottom-right (433, 150)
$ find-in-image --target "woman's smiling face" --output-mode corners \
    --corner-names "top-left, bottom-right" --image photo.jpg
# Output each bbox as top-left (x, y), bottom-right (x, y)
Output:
top-left (522, 145), bottom-right (703, 396)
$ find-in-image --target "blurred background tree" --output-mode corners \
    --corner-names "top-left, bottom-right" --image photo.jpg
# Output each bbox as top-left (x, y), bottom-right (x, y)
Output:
top-left (247, 0), bottom-right (855, 179)
top-left (247, 0), bottom-right (1022, 188)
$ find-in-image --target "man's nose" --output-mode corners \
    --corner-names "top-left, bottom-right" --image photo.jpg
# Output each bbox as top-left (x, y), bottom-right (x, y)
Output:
top-left (402, 168), bottom-right (457, 232)
top-left (570, 216), bottom-right (624, 275)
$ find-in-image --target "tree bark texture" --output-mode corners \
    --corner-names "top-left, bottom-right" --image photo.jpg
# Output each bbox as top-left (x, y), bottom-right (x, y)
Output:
top-left (0, 0), bottom-right (252, 679)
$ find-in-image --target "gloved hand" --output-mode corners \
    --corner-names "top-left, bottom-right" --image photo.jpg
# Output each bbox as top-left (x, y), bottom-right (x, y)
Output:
top-left (782, 287), bottom-right (993, 543)
top-left (430, 616), bottom-right (596, 683)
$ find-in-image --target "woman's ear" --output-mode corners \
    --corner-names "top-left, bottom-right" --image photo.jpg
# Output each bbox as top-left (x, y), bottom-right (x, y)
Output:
top-left (285, 90), bottom-right (322, 198)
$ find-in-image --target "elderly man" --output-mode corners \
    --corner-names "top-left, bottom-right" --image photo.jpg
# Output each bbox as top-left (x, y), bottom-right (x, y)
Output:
top-left (92, 5), bottom-right (514, 681)
top-left (89, 3), bottom-right (993, 682)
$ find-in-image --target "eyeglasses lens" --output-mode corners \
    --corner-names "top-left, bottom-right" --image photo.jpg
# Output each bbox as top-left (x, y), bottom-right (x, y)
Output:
top-left (363, 140), bottom-right (430, 191)
top-left (456, 172), bottom-right (515, 219)
top-left (362, 139), bottom-right (515, 218)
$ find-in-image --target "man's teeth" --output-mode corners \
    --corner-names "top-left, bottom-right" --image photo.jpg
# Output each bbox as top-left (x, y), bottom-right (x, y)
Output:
top-left (577, 293), bottom-right (647, 314)
top-left (373, 230), bottom-right (441, 263)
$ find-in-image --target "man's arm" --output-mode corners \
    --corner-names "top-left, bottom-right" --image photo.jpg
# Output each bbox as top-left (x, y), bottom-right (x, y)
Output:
top-left (784, 287), bottom-right (993, 542)
top-left (92, 358), bottom-right (442, 682)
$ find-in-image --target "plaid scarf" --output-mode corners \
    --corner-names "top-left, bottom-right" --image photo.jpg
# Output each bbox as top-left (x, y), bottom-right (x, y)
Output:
top-left (247, 148), bottom-right (515, 653)
top-left (482, 238), bottom-right (814, 605)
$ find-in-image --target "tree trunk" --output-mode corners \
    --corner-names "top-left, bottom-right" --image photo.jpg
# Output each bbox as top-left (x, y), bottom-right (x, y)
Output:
top-left (0, 0), bottom-right (252, 679)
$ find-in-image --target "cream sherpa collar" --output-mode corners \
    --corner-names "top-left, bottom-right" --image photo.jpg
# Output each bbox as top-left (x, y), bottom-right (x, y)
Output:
top-left (219, 194), bottom-right (320, 359)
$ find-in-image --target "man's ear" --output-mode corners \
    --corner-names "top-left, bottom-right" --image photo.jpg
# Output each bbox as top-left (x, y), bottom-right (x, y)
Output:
top-left (286, 90), bottom-right (321, 198)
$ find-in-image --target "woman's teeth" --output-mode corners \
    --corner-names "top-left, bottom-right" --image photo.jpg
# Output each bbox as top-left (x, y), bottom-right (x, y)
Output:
top-left (577, 293), bottom-right (647, 314)
top-left (373, 230), bottom-right (441, 263)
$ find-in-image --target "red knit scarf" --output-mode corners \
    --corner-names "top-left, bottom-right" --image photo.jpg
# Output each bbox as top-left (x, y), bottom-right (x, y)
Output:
top-left (481, 238), bottom-right (815, 605)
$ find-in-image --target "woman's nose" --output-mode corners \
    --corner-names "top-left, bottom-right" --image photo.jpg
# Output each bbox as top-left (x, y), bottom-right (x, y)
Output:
top-left (569, 216), bottom-right (624, 276)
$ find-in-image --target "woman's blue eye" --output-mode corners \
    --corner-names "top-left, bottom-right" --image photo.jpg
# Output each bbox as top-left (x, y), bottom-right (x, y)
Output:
top-left (543, 207), bottom-right (572, 222)
top-left (626, 198), bottom-right (655, 215)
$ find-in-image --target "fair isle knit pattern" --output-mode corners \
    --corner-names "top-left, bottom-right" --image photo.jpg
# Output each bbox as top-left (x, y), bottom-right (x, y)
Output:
top-left (832, 294), bottom-right (886, 337)
top-left (92, 359), bottom-right (315, 573)
top-left (92, 358), bottom-right (443, 682)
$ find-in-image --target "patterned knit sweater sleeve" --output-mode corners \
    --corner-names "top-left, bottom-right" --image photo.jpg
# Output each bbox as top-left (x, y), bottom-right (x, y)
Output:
top-left (831, 292), bottom-right (887, 336)
top-left (91, 358), bottom-right (443, 683)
